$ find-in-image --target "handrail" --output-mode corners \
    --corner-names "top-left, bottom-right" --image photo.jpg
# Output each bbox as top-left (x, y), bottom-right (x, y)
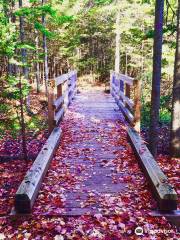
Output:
top-left (48, 70), bottom-right (77, 134)
top-left (110, 71), bottom-right (141, 132)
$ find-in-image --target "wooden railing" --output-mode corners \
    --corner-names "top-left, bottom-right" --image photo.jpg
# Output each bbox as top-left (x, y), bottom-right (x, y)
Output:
top-left (48, 70), bottom-right (77, 133)
top-left (110, 71), bottom-right (141, 132)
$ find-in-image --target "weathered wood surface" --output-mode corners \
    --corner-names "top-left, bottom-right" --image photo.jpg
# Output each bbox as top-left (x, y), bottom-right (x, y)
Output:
top-left (15, 89), bottom-right (178, 216)
top-left (111, 71), bottom-right (134, 85)
top-left (48, 88), bottom-right (55, 133)
top-left (15, 127), bottom-right (62, 214)
top-left (151, 210), bottom-right (180, 228)
top-left (32, 90), bottom-right (128, 216)
top-left (111, 72), bottom-right (141, 132)
top-left (127, 127), bottom-right (177, 211)
top-left (116, 98), bottom-right (134, 124)
top-left (48, 71), bottom-right (77, 133)
top-left (53, 95), bottom-right (64, 110)
top-left (54, 107), bottom-right (65, 124)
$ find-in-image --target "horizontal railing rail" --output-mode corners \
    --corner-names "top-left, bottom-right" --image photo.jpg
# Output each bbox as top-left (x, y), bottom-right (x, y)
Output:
top-left (110, 71), bottom-right (141, 132)
top-left (48, 70), bottom-right (77, 134)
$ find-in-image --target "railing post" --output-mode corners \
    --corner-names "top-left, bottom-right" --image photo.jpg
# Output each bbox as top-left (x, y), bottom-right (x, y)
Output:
top-left (74, 71), bottom-right (77, 95)
top-left (125, 83), bottom-right (130, 108)
top-left (133, 79), bottom-right (141, 132)
top-left (125, 83), bottom-right (130, 99)
top-left (48, 85), bottom-right (55, 135)
top-left (110, 71), bottom-right (113, 95)
top-left (119, 75), bottom-right (124, 103)
top-left (64, 74), bottom-right (69, 109)
top-left (68, 74), bottom-right (72, 105)
top-left (57, 83), bottom-right (62, 99)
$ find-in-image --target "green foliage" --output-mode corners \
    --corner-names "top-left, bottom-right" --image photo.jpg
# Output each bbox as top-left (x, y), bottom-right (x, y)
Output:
top-left (0, 12), bottom-right (17, 57)
top-left (94, 0), bottom-right (114, 5)
top-left (2, 76), bottom-right (30, 100)
top-left (141, 95), bottom-right (172, 127)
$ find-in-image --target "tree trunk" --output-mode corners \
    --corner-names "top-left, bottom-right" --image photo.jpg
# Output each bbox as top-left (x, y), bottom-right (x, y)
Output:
top-left (170, 0), bottom-right (180, 158)
top-left (42, 0), bottom-right (49, 97)
top-left (115, 10), bottom-right (120, 73)
top-left (35, 31), bottom-right (40, 93)
top-left (149, 0), bottom-right (164, 157)
top-left (19, 0), bottom-right (28, 161)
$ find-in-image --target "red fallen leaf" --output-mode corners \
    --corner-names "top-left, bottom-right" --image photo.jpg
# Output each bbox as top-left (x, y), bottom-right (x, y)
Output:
top-left (55, 225), bottom-right (62, 233)
top-left (118, 212), bottom-right (130, 221)
top-left (41, 222), bottom-right (55, 230)
top-left (123, 175), bottom-right (132, 182)
top-left (53, 196), bottom-right (63, 207)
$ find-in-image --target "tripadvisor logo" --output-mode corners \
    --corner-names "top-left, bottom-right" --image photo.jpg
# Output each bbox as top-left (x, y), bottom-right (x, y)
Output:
top-left (135, 226), bottom-right (143, 236)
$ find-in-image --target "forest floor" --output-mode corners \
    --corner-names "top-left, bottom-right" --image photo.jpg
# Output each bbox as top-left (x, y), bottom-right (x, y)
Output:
top-left (0, 84), bottom-right (179, 239)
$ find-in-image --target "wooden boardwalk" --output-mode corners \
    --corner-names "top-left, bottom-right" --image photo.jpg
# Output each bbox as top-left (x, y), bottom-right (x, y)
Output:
top-left (33, 89), bottom-right (134, 216)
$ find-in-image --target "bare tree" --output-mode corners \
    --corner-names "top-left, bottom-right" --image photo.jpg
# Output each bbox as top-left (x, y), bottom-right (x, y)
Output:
top-left (149, 0), bottom-right (164, 157)
top-left (170, 0), bottom-right (180, 158)
top-left (19, 0), bottom-right (28, 161)
top-left (115, 9), bottom-right (120, 73)
top-left (42, 0), bottom-right (49, 97)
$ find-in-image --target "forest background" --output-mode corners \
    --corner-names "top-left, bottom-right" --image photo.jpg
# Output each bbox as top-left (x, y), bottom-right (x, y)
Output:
top-left (0, 0), bottom-right (177, 153)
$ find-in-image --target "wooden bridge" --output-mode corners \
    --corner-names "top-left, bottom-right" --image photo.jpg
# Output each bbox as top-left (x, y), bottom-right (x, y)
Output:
top-left (13, 71), bottom-right (178, 224)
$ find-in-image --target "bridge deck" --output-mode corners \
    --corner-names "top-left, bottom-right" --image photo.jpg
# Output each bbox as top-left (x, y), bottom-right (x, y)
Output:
top-left (33, 88), bottom-right (145, 216)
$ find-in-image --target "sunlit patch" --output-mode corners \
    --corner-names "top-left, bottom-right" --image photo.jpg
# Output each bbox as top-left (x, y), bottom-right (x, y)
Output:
top-left (173, 101), bottom-right (180, 131)
top-left (107, 122), bottom-right (115, 128)
top-left (90, 117), bottom-right (101, 123)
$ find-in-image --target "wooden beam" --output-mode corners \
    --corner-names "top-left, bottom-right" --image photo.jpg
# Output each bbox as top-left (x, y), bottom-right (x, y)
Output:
top-left (55, 73), bottom-right (68, 86)
top-left (68, 70), bottom-right (77, 78)
top-left (53, 95), bottom-right (64, 110)
top-left (127, 127), bottom-right (178, 211)
top-left (55, 71), bottom-right (77, 86)
top-left (117, 99), bottom-right (134, 124)
top-left (119, 90), bottom-right (134, 110)
top-left (112, 84), bottom-right (119, 95)
top-left (54, 107), bottom-right (65, 125)
top-left (133, 79), bottom-right (141, 133)
top-left (15, 127), bottom-right (62, 214)
top-left (111, 71), bottom-right (134, 85)
top-left (118, 73), bottom-right (133, 85)
top-left (48, 87), bottom-right (55, 134)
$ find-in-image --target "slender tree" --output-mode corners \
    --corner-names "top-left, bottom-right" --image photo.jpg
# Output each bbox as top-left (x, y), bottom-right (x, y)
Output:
top-left (19, 0), bottom-right (28, 161)
top-left (35, 31), bottom-right (40, 93)
top-left (170, 0), bottom-right (180, 158)
top-left (115, 9), bottom-right (120, 73)
top-left (42, 0), bottom-right (49, 97)
top-left (149, 0), bottom-right (164, 157)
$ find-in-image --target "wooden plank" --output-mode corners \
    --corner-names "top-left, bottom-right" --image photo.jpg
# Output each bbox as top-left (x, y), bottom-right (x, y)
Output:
top-left (57, 83), bottom-right (62, 98)
top-left (150, 210), bottom-right (180, 228)
top-left (55, 73), bottom-right (68, 86)
top-left (133, 79), bottom-right (141, 132)
top-left (48, 88), bottom-right (55, 134)
top-left (112, 84), bottom-right (119, 95)
top-left (55, 71), bottom-right (77, 86)
top-left (68, 70), bottom-right (77, 78)
top-left (111, 71), bottom-right (134, 86)
top-left (119, 73), bottom-right (134, 86)
top-left (125, 83), bottom-right (132, 110)
top-left (54, 107), bottom-right (65, 124)
top-left (119, 90), bottom-right (134, 109)
top-left (15, 127), bottom-right (62, 214)
top-left (125, 83), bottom-right (130, 99)
top-left (68, 88), bottom-right (76, 105)
top-left (117, 99), bottom-right (134, 124)
top-left (127, 127), bottom-right (177, 211)
top-left (68, 82), bottom-right (76, 94)
top-left (53, 95), bottom-right (64, 110)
